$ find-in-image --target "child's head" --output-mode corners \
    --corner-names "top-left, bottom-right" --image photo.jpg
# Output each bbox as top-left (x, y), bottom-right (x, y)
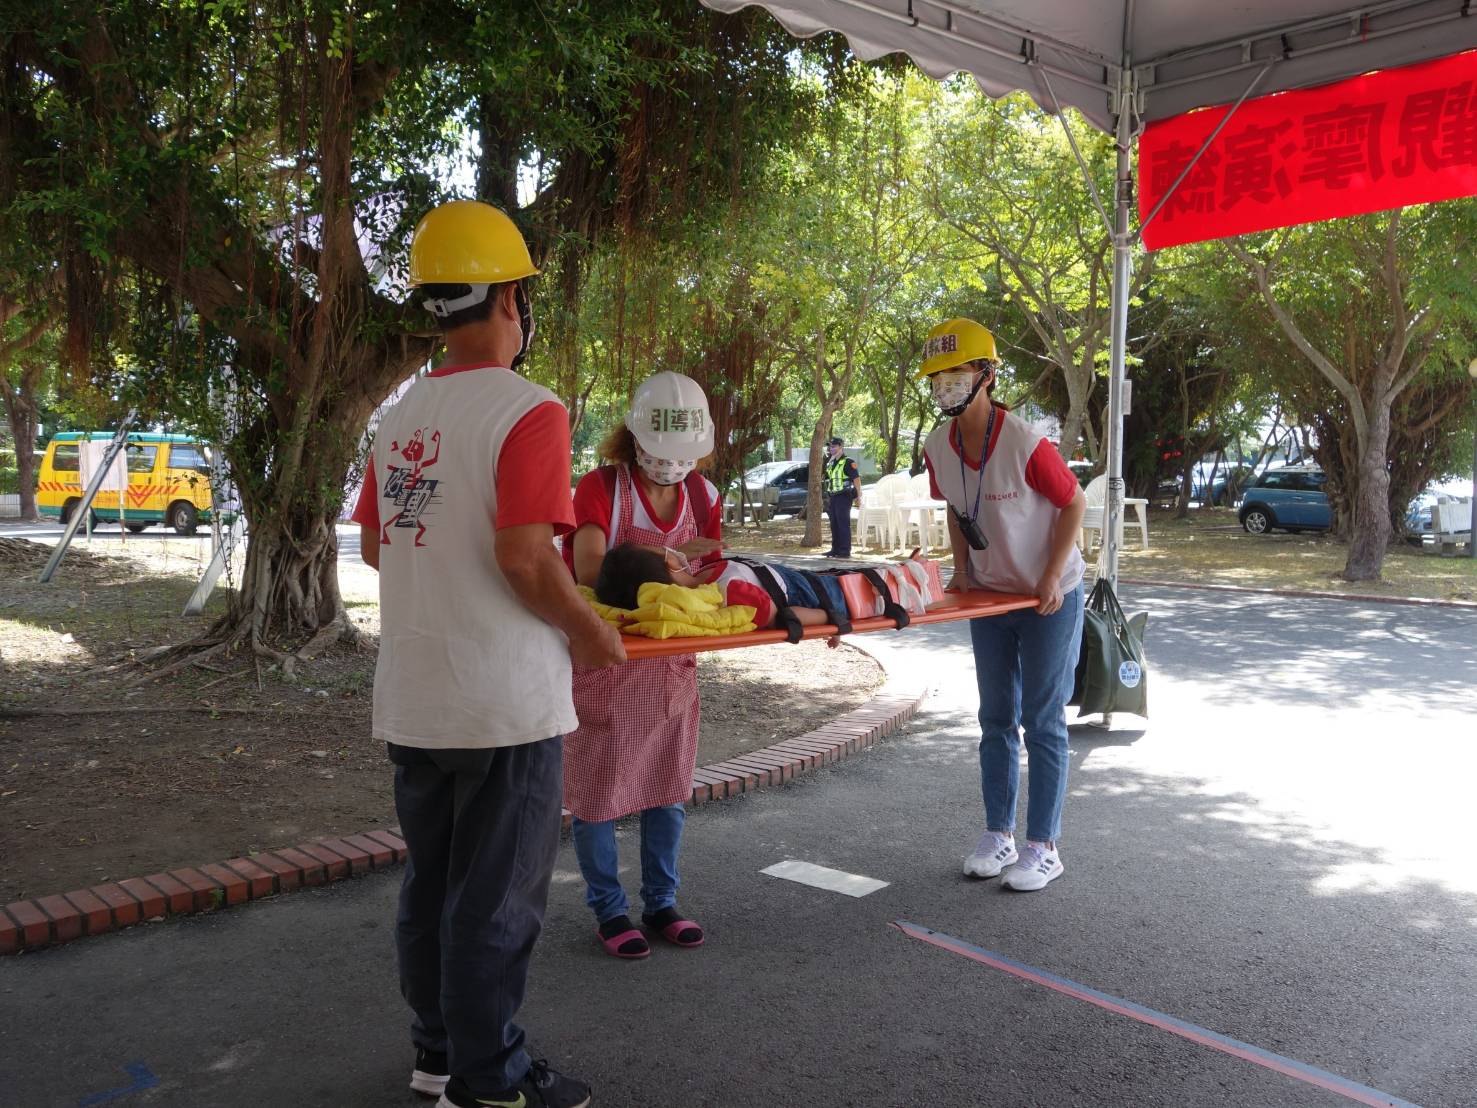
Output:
top-left (595, 543), bottom-right (673, 610)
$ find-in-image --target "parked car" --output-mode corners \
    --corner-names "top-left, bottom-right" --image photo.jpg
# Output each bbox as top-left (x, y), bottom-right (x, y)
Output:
top-left (1405, 490), bottom-right (1436, 540)
top-left (1238, 465), bottom-right (1331, 534)
top-left (742, 461), bottom-right (793, 490)
top-left (747, 461), bottom-right (810, 517)
top-left (1238, 466), bottom-right (1461, 538)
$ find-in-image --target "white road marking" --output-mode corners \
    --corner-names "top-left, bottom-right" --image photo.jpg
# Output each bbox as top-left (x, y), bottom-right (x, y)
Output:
top-left (761, 859), bottom-right (888, 897)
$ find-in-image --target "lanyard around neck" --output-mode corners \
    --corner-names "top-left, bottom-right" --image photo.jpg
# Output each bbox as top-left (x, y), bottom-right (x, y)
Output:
top-left (956, 404), bottom-right (997, 528)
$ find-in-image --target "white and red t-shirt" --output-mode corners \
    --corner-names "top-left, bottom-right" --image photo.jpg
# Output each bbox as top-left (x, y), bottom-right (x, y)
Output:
top-left (352, 363), bottom-right (578, 749)
top-left (562, 465), bottom-right (722, 574)
top-left (923, 404), bottom-right (1084, 595)
top-left (694, 559), bottom-right (783, 627)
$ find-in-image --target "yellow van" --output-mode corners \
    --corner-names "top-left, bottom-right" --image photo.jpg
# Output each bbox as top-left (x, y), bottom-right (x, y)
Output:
top-left (37, 432), bottom-right (230, 535)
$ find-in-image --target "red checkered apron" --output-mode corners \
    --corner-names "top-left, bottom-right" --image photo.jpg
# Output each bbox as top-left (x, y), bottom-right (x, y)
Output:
top-left (564, 464), bottom-right (701, 822)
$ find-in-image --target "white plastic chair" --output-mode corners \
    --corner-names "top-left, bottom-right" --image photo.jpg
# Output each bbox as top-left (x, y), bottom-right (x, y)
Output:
top-left (1081, 475), bottom-right (1149, 551)
top-left (860, 474), bottom-right (907, 550)
top-left (899, 472), bottom-right (947, 549)
top-left (857, 485), bottom-right (893, 550)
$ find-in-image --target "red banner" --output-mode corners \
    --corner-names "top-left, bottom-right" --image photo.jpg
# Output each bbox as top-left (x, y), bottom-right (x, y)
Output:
top-left (1139, 50), bottom-right (1477, 250)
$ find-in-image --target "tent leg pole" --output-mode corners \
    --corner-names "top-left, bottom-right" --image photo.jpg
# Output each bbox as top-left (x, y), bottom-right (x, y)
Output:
top-left (39, 409), bottom-right (138, 584)
top-left (1105, 100), bottom-right (1133, 590)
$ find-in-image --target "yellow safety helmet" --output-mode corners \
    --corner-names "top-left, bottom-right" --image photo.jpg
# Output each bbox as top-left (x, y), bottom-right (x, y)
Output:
top-left (918, 318), bottom-right (998, 378)
top-left (408, 199), bottom-right (538, 287)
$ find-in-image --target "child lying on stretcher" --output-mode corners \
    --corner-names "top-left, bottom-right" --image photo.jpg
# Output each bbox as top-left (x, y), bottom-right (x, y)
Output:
top-left (595, 544), bottom-right (842, 641)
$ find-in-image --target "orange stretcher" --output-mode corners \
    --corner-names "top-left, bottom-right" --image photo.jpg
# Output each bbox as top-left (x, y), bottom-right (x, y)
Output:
top-left (621, 589), bottom-right (1040, 659)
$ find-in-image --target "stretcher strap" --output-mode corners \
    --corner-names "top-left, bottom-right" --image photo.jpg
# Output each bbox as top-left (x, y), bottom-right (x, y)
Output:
top-left (797, 570), bottom-right (854, 636)
top-left (855, 567), bottom-right (912, 630)
top-left (729, 556), bottom-right (805, 643)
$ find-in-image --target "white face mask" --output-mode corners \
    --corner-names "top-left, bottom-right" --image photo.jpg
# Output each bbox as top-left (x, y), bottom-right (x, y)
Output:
top-left (931, 367), bottom-right (989, 416)
top-left (635, 446), bottom-right (696, 487)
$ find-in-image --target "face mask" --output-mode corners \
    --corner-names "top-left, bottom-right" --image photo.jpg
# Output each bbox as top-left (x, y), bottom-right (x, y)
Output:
top-left (635, 446), bottom-right (696, 486)
top-left (931, 367), bottom-right (989, 417)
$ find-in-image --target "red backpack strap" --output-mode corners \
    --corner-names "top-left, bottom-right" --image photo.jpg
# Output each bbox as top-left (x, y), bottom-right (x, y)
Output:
top-left (684, 470), bottom-right (714, 531)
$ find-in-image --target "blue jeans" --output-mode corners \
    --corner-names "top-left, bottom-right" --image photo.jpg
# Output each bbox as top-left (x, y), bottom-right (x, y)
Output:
top-left (969, 582), bottom-right (1084, 844)
top-left (390, 738), bottom-right (564, 1096)
top-left (571, 804), bottom-right (685, 924)
top-left (766, 561), bottom-right (848, 615)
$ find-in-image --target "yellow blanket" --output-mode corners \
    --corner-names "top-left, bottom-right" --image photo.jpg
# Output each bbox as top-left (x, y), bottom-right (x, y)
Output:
top-left (580, 582), bottom-right (757, 640)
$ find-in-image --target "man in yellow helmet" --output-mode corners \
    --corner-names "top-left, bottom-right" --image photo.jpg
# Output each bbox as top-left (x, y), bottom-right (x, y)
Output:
top-left (352, 199), bottom-right (623, 1108)
top-left (918, 318), bottom-right (1086, 894)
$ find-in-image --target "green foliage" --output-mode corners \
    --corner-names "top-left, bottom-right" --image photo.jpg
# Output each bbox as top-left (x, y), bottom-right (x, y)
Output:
top-left (1182, 204), bottom-right (1477, 543)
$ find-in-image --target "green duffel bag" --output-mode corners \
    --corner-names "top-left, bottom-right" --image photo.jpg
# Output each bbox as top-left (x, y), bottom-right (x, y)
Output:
top-left (1069, 577), bottom-right (1148, 718)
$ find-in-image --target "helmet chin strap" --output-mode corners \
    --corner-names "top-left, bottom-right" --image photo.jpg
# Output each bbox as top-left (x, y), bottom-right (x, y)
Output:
top-left (510, 283), bottom-right (535, 369)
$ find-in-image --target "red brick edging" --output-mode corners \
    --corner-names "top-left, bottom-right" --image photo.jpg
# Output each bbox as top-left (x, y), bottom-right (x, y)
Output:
top-left (1, 675), bottom-right (927, 956)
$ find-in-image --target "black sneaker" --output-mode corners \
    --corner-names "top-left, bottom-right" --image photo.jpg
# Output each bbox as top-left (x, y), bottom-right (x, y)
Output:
top-left (437, 1061), bottom-right (591, 1108)
top-left (411, 1047), bottom-right (450, 1098)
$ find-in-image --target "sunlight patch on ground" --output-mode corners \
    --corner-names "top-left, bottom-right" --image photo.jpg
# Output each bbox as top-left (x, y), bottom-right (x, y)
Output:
top-left (1073, 683), bottom-right (1477, 905)
top-left (0, 617), bottom-right (96, 666)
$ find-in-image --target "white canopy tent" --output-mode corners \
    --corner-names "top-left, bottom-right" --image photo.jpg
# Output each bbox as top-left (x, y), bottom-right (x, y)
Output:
top-left (702, 0), bottom-right (1477, 582)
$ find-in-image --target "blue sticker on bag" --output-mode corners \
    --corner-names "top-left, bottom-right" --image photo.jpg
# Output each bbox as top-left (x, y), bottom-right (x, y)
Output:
top-left (1118, 660), bottom-right (1142, 688)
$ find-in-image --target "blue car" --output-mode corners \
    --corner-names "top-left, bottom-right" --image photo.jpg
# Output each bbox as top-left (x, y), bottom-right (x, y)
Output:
top-left (1238, 465), bottom-right (1331, 534)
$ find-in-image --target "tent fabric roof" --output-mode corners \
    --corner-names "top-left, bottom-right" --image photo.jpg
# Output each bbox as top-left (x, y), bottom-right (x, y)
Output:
top-left (702, 0), bottom-right (1477, 130)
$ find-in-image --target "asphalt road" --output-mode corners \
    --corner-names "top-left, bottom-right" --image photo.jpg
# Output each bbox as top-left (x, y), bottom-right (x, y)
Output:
top-left (2, 586), bottom-right (1475, 1107)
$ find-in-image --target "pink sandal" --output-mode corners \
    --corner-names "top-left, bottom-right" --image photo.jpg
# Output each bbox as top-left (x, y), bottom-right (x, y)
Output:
top-left (643, 911), bottom-right (704, 948)
top-left (597, 920), bottom-right (650, 959)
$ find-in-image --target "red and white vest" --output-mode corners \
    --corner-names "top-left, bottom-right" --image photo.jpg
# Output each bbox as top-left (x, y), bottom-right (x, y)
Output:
top-left (370, 367), bottom-right (578, 748)
top-left (924, 408), bottom-right (1085, 596)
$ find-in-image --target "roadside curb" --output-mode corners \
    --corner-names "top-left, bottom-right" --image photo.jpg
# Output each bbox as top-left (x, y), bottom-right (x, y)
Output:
top-left (1115, 576), bottom-right (1477, 609)
top-left (1, 666), bottom-right (927, 957)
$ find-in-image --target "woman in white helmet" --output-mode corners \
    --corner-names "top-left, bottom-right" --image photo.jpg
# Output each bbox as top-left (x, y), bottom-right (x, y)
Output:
top-left (561, 371), bottom-right (723, 958)
top-left (919, 319), bottom-right (1087, 892)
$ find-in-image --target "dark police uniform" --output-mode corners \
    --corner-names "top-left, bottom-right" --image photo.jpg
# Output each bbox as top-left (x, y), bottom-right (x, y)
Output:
top-left (823, 448), bottom-right (860, 557)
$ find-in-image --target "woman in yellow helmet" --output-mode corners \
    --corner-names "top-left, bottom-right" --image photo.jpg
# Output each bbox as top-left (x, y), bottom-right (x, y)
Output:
top-left (918, 319), bottom-right (1087, 892)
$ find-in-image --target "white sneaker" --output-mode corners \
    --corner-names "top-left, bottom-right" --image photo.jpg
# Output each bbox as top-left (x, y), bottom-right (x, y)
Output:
top-left (963, 831), bottom-right (1018, 878)
top-left (1001, 841), bottom-right (1064, 891)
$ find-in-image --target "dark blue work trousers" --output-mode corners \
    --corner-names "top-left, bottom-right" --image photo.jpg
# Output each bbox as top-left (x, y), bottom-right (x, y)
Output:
top-left (389, 738), bottom-right (564, 1096)
top-left (826, 492), bottom-right (853, 557)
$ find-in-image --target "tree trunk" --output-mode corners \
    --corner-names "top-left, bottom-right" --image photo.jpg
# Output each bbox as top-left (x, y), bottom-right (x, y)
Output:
top-left (909, 410), bottom-right (930, 475)
top-left (802, 410), bottom-right (838, 548)
top-left (1174, 458), bottom-right (1195, 519)
top-left (803, 328), bottom-right (861, 548)
top-left (1174, 369), bottom-right (1193, 519)
top-left (12, 401), bottom-right (38, 521)
top-left (0, 311), bottom-right (53, 523)
top-left (782, 424), bottom-right (792, 460)
top-left (1342, 400), bottom-right (1394, 581)
top-left (235, 504), bottom-right (346, 641)
top-left (882, 357), bottom-right (909, 473)
top-left (1057, 351), bottom-right (1095, 461)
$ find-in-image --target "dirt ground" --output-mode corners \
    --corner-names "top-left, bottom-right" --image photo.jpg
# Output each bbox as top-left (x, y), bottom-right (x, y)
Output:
top-left (0, 536), bottom-right (882, 901)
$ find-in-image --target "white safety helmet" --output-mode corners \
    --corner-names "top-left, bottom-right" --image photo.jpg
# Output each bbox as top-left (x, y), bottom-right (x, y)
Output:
top-left (625, 371), bottom-right (714, 462)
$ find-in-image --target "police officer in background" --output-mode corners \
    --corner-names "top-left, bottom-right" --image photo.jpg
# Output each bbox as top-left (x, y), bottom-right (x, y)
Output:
top-left (821, 435), bottom-right (862, 558)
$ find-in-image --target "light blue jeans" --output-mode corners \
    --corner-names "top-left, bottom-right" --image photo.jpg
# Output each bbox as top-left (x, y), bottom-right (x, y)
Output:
top-left (571, 804), bottom-right (685, 924)
top-left (969, 582), bottom-right (1084, 844)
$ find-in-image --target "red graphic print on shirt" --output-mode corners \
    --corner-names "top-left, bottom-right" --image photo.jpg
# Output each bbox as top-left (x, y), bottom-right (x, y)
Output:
top-left (381, 427), bottom-right (442, 547)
